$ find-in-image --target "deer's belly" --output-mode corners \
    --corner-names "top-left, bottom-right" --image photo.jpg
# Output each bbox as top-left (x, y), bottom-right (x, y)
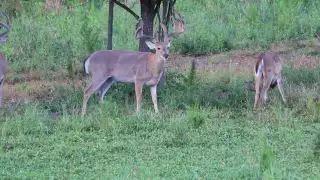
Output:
top-left (113, 76), bottom-right (135, 83)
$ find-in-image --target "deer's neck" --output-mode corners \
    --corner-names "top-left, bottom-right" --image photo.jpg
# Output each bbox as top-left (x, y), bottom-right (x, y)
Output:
top-left (148, 53), bottom-right (165, 76)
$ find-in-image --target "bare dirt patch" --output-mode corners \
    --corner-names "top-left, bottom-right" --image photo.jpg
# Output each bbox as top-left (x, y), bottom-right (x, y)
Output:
top-left (168, 40), bottom-right (319, 76)
top-left (3, 70), bottom-right (84, 104)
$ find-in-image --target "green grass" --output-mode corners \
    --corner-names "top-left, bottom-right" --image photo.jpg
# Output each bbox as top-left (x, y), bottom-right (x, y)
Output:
top-left (0, 0), bottom-right (320, 179)
top-left (0, 66), bottom-right (320, 179)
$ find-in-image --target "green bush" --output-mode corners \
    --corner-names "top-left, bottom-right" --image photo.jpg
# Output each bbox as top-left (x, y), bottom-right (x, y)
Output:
top-left (1, 0), bottom-right (319, 74)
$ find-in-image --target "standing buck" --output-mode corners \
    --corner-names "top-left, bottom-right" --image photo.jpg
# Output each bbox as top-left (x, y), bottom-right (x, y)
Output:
top-left (0, 11), bottom-right (10, 107)
top-left (81, 18), bottom-right (186, 116)
top-left (254, 52), bottom-right (286, 108)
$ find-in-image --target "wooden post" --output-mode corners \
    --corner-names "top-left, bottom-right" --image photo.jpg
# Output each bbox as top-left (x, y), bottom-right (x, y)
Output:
top-left (107, 0), bottom-right (114, 50)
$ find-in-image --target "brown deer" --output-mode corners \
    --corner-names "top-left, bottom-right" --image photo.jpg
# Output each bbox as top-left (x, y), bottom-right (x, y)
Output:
top-left (81, 18), bottom-right (186, 116)
top-left (254, 51), bottom-right (286, 109)
top-left (0, 11), bottom-right (10, 107)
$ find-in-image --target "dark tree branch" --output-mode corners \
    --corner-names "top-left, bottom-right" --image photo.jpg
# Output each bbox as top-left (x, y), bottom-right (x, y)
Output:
top-left (165, 2), bottom-right (172, 25)
top-left (154, 0), bottom-right (162, 13)
top-left (162, 0), bottom-right (168, 23)
top-left (111, 0), bottom-right (140, 20)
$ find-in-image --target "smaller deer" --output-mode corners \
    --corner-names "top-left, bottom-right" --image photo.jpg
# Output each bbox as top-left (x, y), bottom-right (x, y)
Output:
top-left (81, 17), bottom-right (186, 116)
top-left (254, 51), bottom-right (286, 108)
top-left (0, 11), bottom-right (10, 107)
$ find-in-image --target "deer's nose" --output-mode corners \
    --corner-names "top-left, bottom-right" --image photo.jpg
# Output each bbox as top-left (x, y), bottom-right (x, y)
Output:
top-left (164, 54), bottom-right (169, 59)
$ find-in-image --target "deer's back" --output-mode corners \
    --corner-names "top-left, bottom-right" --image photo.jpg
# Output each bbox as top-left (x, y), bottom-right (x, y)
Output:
top-left (89, 50), bottom-right (149, 69)
top-left (88, 50), bottom-right (151, 82)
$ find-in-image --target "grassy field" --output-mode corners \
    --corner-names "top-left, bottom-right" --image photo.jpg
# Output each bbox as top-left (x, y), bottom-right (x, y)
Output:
top-left (0, 0), bottom-right (320, 179)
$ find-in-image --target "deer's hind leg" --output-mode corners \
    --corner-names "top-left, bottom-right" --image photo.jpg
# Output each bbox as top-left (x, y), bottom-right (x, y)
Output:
top-left (259, 75), bottom-right (273, 107)
top-left (82, 76), bottom-right (107, 116)
top-left (254, 76), bottom-right (261, 109)
top-left (97, 77), bottom-right (115, 103)
top-left (0, 77), bottom-right (5, 107)
top-left (254, 67), bottom-right (263, 109)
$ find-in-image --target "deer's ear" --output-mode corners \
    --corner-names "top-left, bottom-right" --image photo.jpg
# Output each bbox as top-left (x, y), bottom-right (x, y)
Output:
top-left (145, 41), bottom-right (155, 50)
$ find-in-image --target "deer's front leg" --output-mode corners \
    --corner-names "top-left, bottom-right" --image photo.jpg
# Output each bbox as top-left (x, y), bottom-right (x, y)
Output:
top-left (135, 82), bottom-right (143, 112)
top-left (260, 76), bottom-right (273, 106)
top-left (150, 85), bottom-right (159, 113)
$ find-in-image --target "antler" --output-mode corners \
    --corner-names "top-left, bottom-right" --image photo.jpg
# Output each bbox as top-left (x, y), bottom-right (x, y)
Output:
top-left (135, 19), bottom-right (155, 42)
top-left (160, 23), bottom-right (168, 41)
top-left (0, 11), bottom-right (10, 44)
top-left (167, 13), bottom-right (186, 41)
top-left (135, 13), bottom-right (186, 43)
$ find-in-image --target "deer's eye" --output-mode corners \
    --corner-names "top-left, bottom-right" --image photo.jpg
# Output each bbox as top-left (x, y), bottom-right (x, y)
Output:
top-left (157, 48), bottom-right (161, 50)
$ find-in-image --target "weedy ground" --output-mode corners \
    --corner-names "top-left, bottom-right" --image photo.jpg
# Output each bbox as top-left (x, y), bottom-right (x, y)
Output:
top-left (1, 46), bottom-right (319, 179)
top-left (0, 0), bottom-right (320, 179)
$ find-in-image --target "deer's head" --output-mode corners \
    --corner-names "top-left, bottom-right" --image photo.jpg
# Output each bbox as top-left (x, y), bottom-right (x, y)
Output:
top-left (135, 14), bottom-right (186, 60)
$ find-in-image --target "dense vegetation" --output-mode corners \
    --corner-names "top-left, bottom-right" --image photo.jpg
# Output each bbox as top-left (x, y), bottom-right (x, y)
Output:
top-left (1, 0), bottom-right (320, 72)
top-left (0, 0), bottom-right (319, 179)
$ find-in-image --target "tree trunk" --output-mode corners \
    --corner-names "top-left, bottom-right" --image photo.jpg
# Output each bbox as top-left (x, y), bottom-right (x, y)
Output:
top-left (139, 1), bottom-right (156, 52)
top-left (139, 0), bottom-right (166, 88)
top-left (107, 0), bottom-right (114, 50)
